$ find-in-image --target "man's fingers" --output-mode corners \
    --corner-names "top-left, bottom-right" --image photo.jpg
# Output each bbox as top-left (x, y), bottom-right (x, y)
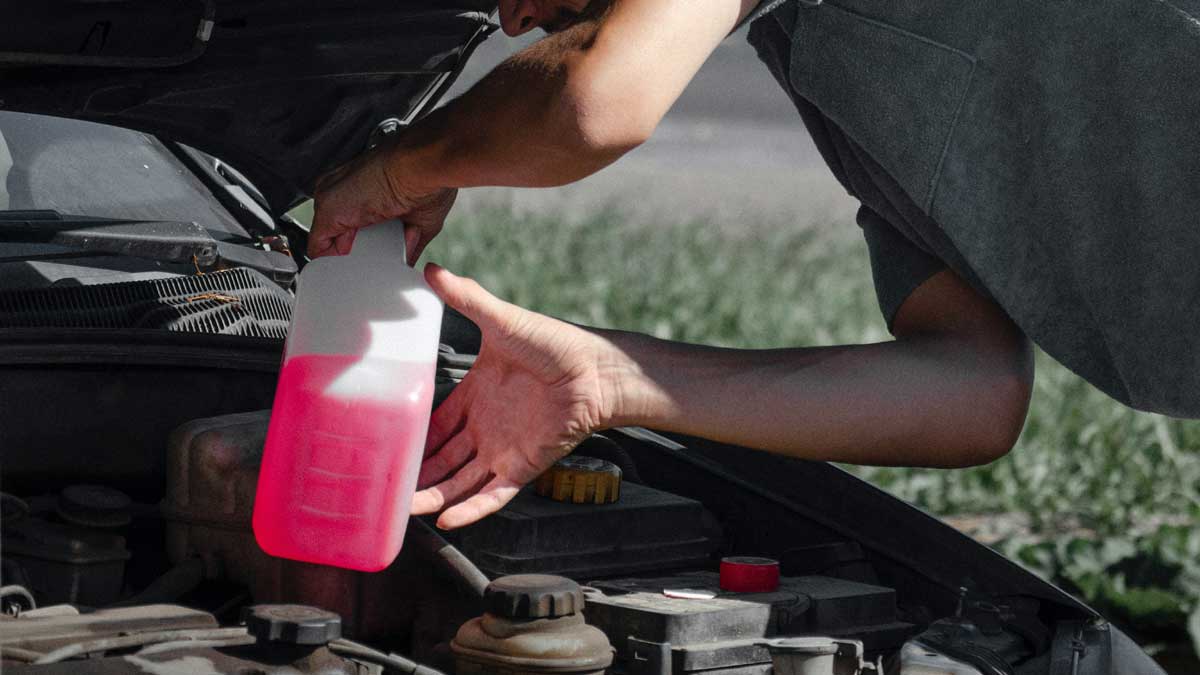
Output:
top-left (307, 237), bottom-right (331, 259)
top-left (410, 234), bottom-right (431, 266)
top-left (306, 221), bottom-right (353, 259)
top-left (437, 476), bottom-right (522, 530)
top-left (334, 230), bottom-right (357, 256)
top-left (404, 226), bottom-right (422, 266)
top-left (410, 487), bottom-right (443, 516)
top-left (418, 432), bottom-right (474, 490)
top-left (423, 264), bottom-right (506, 327)
top-left (306, 221), bottom-right (332, 258)
top-left (411, 458), bottom-right (489, 517)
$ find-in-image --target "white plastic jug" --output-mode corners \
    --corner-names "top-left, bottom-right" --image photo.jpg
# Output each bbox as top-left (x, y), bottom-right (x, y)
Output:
top-left (253, 219), bottom-right (443, 571)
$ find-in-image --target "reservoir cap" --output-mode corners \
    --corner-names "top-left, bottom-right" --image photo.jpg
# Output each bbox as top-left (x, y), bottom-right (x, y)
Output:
top-left (57, 485), bottom-right (132, 528)
top-left (485, 574), bottom-right (584, 619)
top-left (244, 604), bottom-right (342, 645)
top-left (533, 455), bottom-right (622, 504)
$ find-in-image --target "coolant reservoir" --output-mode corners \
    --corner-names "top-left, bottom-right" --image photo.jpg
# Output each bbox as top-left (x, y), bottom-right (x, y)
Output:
top-left (253, 220), bottom-right (443, 571)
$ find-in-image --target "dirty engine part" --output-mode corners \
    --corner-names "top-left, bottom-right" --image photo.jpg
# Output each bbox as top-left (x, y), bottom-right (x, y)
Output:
top-left (0, 602), bottom-right (430, 674)
top-left (585, 571), bottom-right (915, 673)
top-left (452, 574), bottom-right (613, 675)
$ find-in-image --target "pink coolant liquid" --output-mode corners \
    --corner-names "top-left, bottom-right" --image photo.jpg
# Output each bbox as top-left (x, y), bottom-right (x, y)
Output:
top-left (253, 353), bottom-right (435, 571)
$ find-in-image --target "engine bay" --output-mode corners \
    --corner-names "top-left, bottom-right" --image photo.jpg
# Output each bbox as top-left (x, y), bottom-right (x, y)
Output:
top-left (0, 345), bottom-right (1125, 674)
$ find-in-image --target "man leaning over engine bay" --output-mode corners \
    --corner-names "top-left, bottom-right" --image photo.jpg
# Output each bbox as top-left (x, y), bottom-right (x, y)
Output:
top-left (307, 0), bottom-right (1200, 529)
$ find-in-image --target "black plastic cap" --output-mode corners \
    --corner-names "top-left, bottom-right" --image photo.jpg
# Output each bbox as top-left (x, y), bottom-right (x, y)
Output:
top-left (243, 605), bottom-right (342, 645)
top-left (57, 485), bottom-right (132, 528)
top-left (484, 574), bottom-right (584, 619)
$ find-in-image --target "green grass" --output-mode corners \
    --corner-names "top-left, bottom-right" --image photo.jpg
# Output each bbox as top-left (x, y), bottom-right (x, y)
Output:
top-left (417, 201), bottom-right (1200, 662)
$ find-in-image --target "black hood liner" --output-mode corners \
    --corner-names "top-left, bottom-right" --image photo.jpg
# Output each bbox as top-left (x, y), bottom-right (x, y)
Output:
top-left (0, 1), bottom-right (497, 214)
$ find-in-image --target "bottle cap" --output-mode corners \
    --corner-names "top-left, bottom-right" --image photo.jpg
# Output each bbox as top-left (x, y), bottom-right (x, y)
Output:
top-left (719, 556), bottom-right (780, 592)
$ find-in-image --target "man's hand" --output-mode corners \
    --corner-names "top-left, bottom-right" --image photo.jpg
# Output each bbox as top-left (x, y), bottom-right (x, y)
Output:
top-left (308, 145), bottom-right (456, 263)
top-left (413, 264), bottom-right (618, 529)
top-left (410, 268), bottom-right (1031, 531)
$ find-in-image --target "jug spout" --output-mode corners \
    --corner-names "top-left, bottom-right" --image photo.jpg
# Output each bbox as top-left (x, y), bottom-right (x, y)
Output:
top-left (351, 219), bottom-right (409, 264)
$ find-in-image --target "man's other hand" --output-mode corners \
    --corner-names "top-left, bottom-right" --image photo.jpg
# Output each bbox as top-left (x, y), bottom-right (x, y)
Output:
top-left (412, 264), bottom-right (620, 529)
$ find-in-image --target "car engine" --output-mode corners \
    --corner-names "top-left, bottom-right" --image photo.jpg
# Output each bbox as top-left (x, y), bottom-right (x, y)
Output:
top-left (0, 408), bottom-right (1071, 674)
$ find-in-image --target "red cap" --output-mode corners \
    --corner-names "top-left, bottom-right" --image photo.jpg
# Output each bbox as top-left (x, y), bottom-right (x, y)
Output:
top-left (719, 556), bottom-right (780, 593)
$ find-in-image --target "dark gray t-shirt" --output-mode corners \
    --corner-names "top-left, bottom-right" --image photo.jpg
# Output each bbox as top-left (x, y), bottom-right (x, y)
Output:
top-left (748, 5), bottom-right (968, 328)
top-left (744, 0), bottom-right (1200, 417)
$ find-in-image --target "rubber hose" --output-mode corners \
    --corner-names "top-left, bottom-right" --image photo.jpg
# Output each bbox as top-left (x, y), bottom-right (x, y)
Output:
top-left (408, 517), bottom-right (489, 598)
top-left (575, 434), bottom-right (642, 483)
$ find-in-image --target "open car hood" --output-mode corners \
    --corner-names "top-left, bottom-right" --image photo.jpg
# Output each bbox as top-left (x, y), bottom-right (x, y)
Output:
top-left (0, 1), bottom-right (497, 215)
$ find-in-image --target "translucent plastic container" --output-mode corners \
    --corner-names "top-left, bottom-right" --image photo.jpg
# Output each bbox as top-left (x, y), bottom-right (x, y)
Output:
top-left (253, 220), bottom-right (443, 571)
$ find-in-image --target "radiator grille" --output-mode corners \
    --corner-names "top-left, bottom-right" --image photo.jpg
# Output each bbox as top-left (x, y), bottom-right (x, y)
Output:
top-left (0, 268), bottom-right (292, 338)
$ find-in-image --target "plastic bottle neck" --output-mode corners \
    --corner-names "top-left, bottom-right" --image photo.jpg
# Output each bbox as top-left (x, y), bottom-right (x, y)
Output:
top-left (350, 220), bottom-right (409, 265)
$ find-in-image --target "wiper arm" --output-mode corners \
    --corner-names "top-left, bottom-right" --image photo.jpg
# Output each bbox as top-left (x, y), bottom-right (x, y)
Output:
top-left (0, 210), bottom-right (218, 266)
top-left (0, 210), bottom-right (297, 284)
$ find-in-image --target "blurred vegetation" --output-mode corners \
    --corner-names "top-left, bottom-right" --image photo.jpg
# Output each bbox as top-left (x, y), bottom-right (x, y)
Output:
top-left (413, 201), bottom-right (1200, 663)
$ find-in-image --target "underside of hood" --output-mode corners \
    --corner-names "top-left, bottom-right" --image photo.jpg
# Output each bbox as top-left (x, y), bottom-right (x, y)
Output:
top-left (0, 1), bottom-right (498, 214)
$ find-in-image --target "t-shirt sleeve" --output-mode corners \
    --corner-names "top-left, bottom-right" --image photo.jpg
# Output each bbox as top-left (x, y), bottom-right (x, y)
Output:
top-left (730, 0), bottom-right (788, 35)
top-left (857, 206), bottom-right (945, 332)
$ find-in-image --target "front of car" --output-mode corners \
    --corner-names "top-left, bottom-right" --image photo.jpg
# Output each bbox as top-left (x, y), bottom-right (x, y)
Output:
top-left (0, 2), bottom-right (1166, 674)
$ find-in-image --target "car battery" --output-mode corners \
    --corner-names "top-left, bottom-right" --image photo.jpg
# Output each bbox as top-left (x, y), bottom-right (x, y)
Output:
top-left (448, 482), bottom-right (721, 580)
top-left (584, 571), bottom-right (915, 674)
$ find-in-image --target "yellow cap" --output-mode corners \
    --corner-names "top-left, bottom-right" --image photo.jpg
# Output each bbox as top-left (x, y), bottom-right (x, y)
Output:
top-left (534, 455), bottom-right (622, 504)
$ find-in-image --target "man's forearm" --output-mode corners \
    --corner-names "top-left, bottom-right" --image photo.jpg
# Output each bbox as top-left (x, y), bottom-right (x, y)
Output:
top-left (384, 0), bottom-right (753, 191)
top-left (392, 16), bottom-right (634, 190)
top-left (594, 329), bottom-right (1032, 468)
